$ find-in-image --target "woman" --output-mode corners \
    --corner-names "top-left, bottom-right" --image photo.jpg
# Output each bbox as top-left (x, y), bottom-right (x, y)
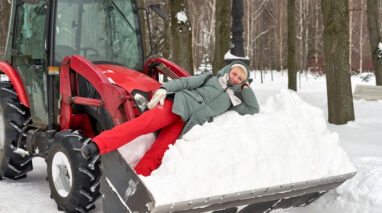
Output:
top-left (81, 60), bottom-right (260, 176)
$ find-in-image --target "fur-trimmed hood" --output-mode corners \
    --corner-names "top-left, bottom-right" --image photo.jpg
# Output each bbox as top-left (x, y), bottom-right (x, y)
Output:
top-left (216, 60), bottom-right (250, 93)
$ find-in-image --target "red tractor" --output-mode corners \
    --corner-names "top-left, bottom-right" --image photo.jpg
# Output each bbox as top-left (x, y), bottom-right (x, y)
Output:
top-left (0, 0), bottom-right (188, 211)
top-left (0, 0), bottom-right (355, 212)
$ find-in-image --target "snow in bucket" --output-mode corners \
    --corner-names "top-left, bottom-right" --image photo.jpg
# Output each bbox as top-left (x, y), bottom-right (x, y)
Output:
top-left (140, 89), bottom-right (356, 205)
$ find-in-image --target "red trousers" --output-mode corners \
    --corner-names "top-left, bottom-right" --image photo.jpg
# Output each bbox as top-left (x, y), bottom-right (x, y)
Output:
top-left (93, 99), bottom-right (184, 176)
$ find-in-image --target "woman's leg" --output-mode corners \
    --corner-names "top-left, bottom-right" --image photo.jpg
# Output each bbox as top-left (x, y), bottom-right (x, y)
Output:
top-left (134, 116), bottom-right (185, 176)
top-left (93, 99), bottom-right (180, 154)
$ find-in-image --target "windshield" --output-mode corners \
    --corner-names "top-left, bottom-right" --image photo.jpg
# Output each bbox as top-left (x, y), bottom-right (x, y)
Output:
top-left (55, 0), bottom-right (143, 70)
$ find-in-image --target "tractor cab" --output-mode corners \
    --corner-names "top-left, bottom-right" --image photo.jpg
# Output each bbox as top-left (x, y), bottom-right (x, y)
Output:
top-left (4, 0), bottom-right (145, 127)
top-left (7, 0), bottom-right (144, 68)
top-left (53, 0), bottom-right (144, 70)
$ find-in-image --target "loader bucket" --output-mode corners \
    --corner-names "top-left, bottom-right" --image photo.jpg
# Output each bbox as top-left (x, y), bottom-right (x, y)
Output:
top-left (100, 150), bottom-right (356, 213)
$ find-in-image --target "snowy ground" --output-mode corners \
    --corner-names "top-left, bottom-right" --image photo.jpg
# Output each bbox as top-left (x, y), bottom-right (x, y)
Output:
top-left (0, 71), bottom-right (381, 213)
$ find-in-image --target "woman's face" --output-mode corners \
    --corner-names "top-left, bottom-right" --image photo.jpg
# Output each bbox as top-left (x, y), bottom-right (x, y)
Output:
top-left (229, 67), bottom-right (245, 85)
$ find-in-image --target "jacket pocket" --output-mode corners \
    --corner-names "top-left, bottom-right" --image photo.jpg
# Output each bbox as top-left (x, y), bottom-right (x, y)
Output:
top-left (182, 90), bottom-right (204, 104)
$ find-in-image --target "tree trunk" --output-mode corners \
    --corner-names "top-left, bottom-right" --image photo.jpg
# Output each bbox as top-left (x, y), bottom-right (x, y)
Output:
top-left (322, 0), bottom-right (355, 124)
top-left (246, 0), bottom-right (250, 64)
top-left (279, 0), bottom-right (284, 70)
top-left (165, 0), bottom-right (194, 74)
top-left (288, 0), bottom-right (297, 91)
top-left (349, 0), bottom-right (353, 73)
top-left (213, 0), bottom-right (231, 74)
top-left (304, 0), bottom-right (309, 76)
top-left (359, 0), bottom-right (364, 73)
top-left (299, 0), bottom-right (303, 73)
top-left (314, 0), bottom-right (319, 66)
top-left (367, 0), bottom-right (382, 85)
top-left (0, 0), bottom-right (11, 59)
top-left (163, 1), bottom-right (173, 62)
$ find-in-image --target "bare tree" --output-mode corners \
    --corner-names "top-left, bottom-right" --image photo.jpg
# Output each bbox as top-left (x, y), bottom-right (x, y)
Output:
top-left (367, 0), bottom-right (382, 85)
top-left (147, 0), bottom-right (379, 77)
top-left (349, 0), bottom-right (353, 72)
top-left (212, 0), bottom-right (231, 74)
top-left (322, 0), bottom-right (355, 124)
top-left (359, 0), bottom-right (365, 73)
top-left (314, 0), bottom-right (320, 66)
top-left (303, 0), bottom-right (309, 74)
top-left (298, 0), bottom-right (303, 73)
top-left (279, 0), bottom-right (285, 70)
top-left (288, 0), bottom-right (297, 91)
top-left (189, 0), bottom-right (216, 72)
top-left (164, 0), bottom-right (194, 74)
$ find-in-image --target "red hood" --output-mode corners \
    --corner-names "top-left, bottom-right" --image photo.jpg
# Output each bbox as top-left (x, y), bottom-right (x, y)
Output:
top-left (96, 64), bottom-right (161, 93)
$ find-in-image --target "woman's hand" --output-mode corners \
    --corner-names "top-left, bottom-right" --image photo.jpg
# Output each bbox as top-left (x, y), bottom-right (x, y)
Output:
top-left (241, 83), bottom-right (249, 90)
top-left (148, 88), bottom-right (167, 109)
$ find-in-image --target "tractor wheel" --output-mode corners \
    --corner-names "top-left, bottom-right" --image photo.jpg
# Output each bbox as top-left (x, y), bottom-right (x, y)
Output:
top-left (47, 129), bottom-right (101, 213)
top-left (0, 81), bottom-right (33, 180)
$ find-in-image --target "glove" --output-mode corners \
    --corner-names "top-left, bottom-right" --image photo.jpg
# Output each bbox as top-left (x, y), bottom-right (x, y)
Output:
top-left (148, 88), bottom-right (167, 109)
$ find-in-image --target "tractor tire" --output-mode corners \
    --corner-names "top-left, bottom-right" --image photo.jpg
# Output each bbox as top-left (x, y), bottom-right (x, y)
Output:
top-left (0, 81), bottom-right (33, 180)
top-left (47, 129), bottom-right (101, 213)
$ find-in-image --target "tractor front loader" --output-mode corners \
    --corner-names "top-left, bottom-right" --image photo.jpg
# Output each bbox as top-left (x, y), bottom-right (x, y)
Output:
top-left (0, 0), bottom-right (355, 213)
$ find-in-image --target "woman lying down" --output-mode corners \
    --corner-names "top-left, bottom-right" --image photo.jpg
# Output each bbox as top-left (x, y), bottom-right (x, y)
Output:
top-left (81, 61), bottom-right (260, 176)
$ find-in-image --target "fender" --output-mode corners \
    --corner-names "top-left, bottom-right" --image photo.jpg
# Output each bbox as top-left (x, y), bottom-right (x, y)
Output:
top-left (0, 61), bottom-right (29, 108)
top-left (96, 64), bottom-right (161, 93)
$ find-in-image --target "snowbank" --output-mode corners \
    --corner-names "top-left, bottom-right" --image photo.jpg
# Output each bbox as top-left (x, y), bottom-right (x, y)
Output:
top-left (141, 89), bottom-right (356, 205)
top-left (289, 157), bottom-right (382, 213)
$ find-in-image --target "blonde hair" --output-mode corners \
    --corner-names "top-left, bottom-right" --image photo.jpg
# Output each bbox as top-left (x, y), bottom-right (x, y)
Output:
top-left (231, 64), bottom-right (248, 80)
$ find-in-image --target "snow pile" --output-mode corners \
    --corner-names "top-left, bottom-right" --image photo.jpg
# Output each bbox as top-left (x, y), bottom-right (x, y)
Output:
top-left (141, 89), bottom-right (356, 205)
top-left (291, 157), bottom-right (382, 213)
top-left (333, 157), bottom-right (382, 211)
top-left (224, 50), bottom-right (250, 60)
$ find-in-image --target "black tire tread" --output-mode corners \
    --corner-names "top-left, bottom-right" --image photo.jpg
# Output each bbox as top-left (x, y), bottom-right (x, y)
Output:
top-left (0, 81), bottom-right (33, 179)
top-left (47, 129), bottom-right (101, 213)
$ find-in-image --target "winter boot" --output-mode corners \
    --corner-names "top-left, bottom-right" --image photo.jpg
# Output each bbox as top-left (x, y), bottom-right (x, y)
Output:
top-left (81, 142), bottom-right (100, 159)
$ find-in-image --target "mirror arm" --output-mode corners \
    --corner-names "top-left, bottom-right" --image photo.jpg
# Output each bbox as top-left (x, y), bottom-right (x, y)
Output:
top-left (139, 8), bottom-right (153, 60)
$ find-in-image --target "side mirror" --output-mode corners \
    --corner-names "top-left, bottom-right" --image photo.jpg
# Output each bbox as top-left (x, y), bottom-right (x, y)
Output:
top-left (149, 3), bottom-right (168, 20)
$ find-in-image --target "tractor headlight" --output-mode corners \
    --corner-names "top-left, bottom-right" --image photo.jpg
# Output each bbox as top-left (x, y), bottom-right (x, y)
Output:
top-left (133, 92), bottom-right (148, 113)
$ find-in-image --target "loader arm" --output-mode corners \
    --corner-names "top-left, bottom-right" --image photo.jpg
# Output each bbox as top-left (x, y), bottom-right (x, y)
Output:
top-left (59, 55), bottom-right (164, 130)
top-left (59, 55), bottom-right (133, 129)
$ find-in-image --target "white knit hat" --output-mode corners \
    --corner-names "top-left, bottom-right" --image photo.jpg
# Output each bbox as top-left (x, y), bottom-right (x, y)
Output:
top-left (231, 64), bottom-right (248, 79)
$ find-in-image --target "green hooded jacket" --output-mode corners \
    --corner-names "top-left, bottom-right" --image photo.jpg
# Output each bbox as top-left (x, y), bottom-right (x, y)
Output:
top-left (161, 61), bottom-right (260, 136)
